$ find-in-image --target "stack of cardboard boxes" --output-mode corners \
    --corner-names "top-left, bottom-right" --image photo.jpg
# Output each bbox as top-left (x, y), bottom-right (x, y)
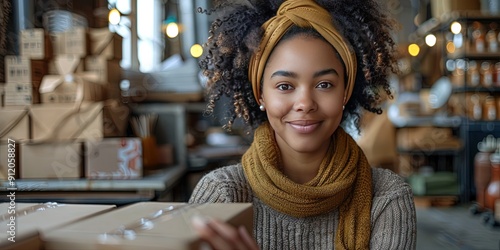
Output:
top-left (0, 25), bottom-right (145, 181)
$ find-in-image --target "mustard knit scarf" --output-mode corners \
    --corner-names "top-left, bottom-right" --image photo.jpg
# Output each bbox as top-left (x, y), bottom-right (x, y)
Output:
top-left (242, 122), bottom-right (373, 249)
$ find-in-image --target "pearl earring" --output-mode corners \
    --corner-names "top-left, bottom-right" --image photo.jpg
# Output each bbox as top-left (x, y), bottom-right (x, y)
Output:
top-left (342, 105), bottom-right (345, 110)
top-left (259, 105), bottom-right (265, 111)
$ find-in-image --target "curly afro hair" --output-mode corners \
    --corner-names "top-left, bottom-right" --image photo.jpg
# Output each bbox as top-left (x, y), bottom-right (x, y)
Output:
top-left (198, 0), bottom-right (398, 133)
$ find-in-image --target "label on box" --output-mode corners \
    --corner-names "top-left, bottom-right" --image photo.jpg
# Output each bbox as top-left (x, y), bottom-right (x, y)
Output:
top-left (20, 29), bottom-right (47, 59)
top-left (5, 56), bottom-right (31, 83)
top-left (4, 82), bottom-right (33, 106)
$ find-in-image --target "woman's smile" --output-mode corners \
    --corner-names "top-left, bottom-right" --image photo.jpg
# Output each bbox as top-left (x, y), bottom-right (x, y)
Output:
top-left (287, 120), bottom-right (321, 134)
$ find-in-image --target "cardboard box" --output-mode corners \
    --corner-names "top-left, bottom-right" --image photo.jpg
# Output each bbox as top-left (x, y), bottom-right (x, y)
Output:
top-left (20, 142), bottom-right (83, 179)
top-left (85, 137), bottom-right (143, 179)
top-left (42, 202), bottom-right (253, 250)
top-left (30, 102), bottom-right (103, 142)
top-left (0, 106), bottom-right (30, 141)
top-left (0, 202), bottom-right (115, 250)
top-left (84, 56), bottom-right (122, 84)
top-left (4, 56), bottom-right (31, 83)
top-left (40, 55), bottom-right (106, 103)
top-left (19, 28), bottom-right (53, 60)
top-left (88, 28), bottom-right (123, 60)
top-left (85, 56), bottom-right (122, 100)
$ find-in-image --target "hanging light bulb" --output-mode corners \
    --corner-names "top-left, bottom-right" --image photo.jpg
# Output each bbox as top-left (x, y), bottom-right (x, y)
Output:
top-left (408, 43), bottom-right (420, 57)
top-left (166, 22), bottom-right (179, 38)
top-left (425, 34), bottom-right (437, 47)
top-left (190, 44), bottom-right (203, 58)
top-left (451, 22), bottom-right (462, 34)
top-left (108, 8), bottom-right (121, 25)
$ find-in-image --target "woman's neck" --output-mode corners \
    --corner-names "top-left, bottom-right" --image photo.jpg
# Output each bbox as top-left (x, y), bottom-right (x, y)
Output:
top-left (279, 142), bottom-right (330, 184)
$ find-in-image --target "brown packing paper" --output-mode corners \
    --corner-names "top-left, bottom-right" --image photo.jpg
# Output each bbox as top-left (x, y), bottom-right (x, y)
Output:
top-left (30, 102), bottom-right (103, 142)
top-left (0, 106), bottom-right (30, 141)
top-left (84, 137), bottom-right (143, 179)
top-left (20, 141), bottom-right (83, 179)
top-left (42, 202), bottom-right (253, 250)
top-left (40, 55), bottom-right (106, 103)
top-left (88, 28), bottom-right (123, 60)
top-left (0, 203), bottom-right (115, 250)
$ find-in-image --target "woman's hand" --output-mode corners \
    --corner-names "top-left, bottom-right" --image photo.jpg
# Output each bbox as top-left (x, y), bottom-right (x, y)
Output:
top-left (191, 216), bottom-right (259, 250)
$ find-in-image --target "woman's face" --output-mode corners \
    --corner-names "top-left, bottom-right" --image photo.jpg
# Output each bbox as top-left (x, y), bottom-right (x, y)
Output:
top-left (260, 35), bottom-right (346, 154)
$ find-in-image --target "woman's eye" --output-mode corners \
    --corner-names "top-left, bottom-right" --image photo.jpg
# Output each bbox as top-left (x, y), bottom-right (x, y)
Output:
top-left (277, 83), bottom-right (293, 91)
top-left (317, 81), bottom-right (333, 89)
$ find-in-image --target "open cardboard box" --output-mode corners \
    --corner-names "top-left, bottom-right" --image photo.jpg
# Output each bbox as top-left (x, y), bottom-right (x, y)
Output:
top-left (43, 202), bottom-right (253, 250)
top-left (0, 202), bottom-right (116, 250)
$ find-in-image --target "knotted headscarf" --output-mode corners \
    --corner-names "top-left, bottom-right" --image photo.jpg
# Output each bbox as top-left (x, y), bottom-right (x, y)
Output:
top-left (242, 122), bottom-right (373, 249)
top-left (248, 0), bottom-right (357, 105)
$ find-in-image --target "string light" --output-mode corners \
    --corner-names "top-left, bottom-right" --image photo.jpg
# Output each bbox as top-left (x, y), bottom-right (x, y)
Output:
top-left (408, 43), bottom-right (420, 56)
top-left (108, 8), bottom-right (121, 25)
top-left (451, 22), bottom-right (462, 34)
top-left (190, 44), bottom-right (203, 58)
top-left (425, 34), bottom-right (437, 47)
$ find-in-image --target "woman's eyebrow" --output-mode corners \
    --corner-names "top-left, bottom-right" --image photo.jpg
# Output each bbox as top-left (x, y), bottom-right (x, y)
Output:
top-left (313, 68), bottom-right (338, 78)
top-left (270, 68), bottom-right (338, 79)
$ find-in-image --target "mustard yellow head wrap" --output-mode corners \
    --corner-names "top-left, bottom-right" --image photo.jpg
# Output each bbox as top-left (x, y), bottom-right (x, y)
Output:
top-left (248, 0), bottom-right (357, 105)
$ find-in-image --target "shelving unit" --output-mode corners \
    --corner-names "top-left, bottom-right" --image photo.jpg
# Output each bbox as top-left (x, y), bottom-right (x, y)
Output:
top-left (414, 13), bottom-right (500, 203)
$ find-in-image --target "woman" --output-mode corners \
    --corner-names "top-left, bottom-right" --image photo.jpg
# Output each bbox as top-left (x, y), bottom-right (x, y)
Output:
top-left (189, 0), bottom-right (416, 249)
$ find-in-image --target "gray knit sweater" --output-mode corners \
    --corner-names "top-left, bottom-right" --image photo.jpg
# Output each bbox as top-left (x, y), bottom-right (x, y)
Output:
top-left (189, 164), bottom-right (417, 250)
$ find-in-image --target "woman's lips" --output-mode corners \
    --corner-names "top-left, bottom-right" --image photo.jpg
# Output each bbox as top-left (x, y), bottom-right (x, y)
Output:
top-left (288, 121), bottom-right (320, 133)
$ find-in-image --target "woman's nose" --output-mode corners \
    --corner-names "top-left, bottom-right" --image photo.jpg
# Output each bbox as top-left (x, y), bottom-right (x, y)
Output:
top-left (293, 89), bottom-right (317, 113)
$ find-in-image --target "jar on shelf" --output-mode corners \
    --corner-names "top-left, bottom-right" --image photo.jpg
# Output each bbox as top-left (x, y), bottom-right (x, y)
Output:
top-left (472, 21), bottom-right (486, 53)
top-left (484, 96), bottom-right (497, 121)
top-left (468, 61), bottom-right (481, 87)
top-left (475, 135), bottom-right (497, 210)
top-left (481, 61), bottom-right (494, 87)
top-left (486, 22), bottom-right (498, 53)
top-left (486, 147), bottom-right (500, 211)
top-left (494, 62), bottom-right (500, 87)
top-left (470, 94), bottom-right (482, 120)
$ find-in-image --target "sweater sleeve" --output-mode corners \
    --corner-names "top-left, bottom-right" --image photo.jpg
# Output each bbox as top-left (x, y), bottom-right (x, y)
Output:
top-left (188, 165), bottom-right (253, 203)
top-left (369, 168), bottom-right (417, 250)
